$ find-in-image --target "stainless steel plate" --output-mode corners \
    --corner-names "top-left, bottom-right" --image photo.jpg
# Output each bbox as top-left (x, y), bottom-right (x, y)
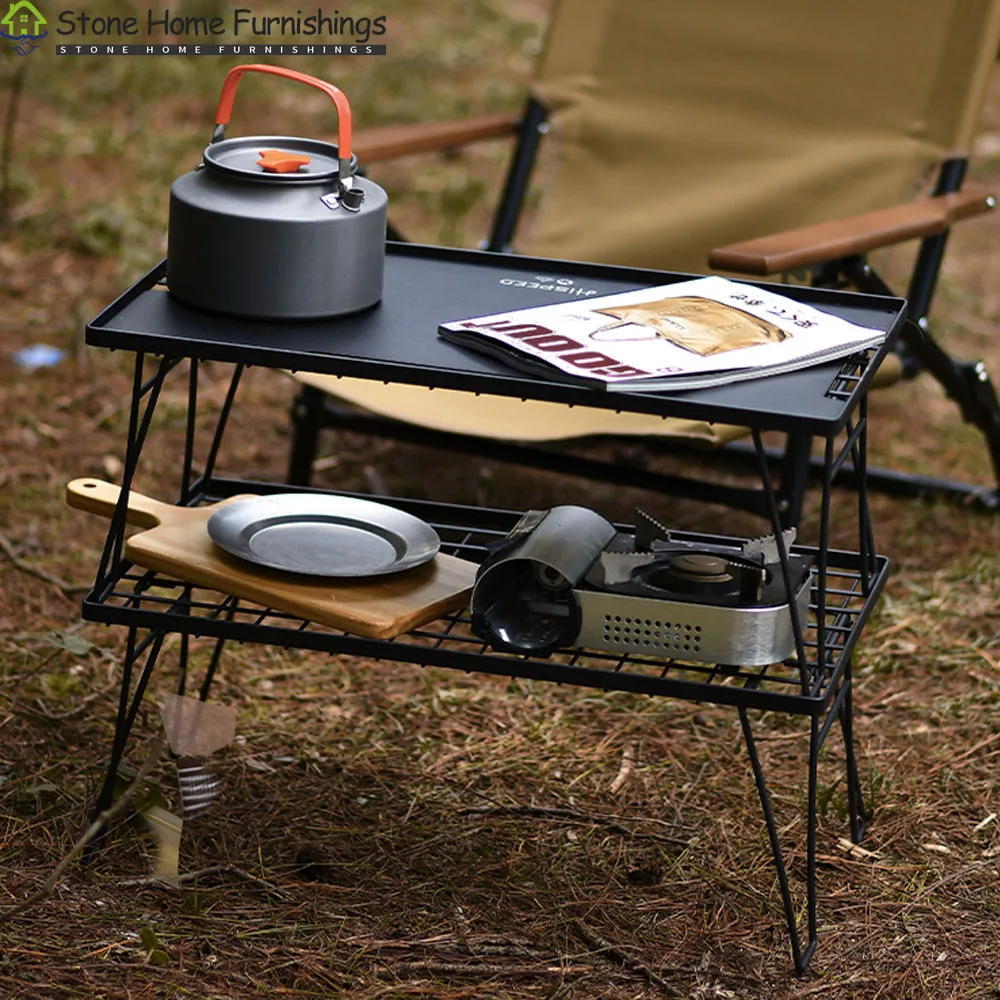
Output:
top-left (207, 494), bottom-right (440, 578)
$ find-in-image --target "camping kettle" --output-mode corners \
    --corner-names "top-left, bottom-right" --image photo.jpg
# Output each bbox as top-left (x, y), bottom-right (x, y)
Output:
top-left (167, 64), bottom-right (388, 320)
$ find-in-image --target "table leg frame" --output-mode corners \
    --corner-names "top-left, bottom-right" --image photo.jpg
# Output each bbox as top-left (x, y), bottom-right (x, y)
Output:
top-left (739, 660), bottom-right (867, 974)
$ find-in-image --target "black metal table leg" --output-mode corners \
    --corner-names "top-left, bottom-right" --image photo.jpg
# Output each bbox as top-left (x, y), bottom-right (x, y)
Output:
top-left (839, 663), bottom-right (870, 844)
top-left (88, 615), bottom-right (234, 850)
top-left (87, 625), bottom-right (166, 852)
top-left (198, 599), bottom-right (239, 702)
top-left (738, 668), bottom-right (870, 975)
top-left (739, 706), bottom-right (818, 974)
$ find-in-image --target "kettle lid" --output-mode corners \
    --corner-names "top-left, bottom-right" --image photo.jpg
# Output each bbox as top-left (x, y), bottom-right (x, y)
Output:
top-left (203, 135), bottom-right (356, 183)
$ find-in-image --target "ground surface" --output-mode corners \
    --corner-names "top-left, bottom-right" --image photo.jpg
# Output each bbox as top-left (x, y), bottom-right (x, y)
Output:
top-left (2, 5), bottom-right (1000, 998)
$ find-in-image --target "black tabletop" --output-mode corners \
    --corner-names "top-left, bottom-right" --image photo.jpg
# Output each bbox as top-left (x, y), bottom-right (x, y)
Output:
top-left (87, 243), bottom-right (907, 435)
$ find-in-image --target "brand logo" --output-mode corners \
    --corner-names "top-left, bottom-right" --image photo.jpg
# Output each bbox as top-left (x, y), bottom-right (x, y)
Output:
top-left (498, 274), bottom-right (600, 297)
top-left (1, 0), bottom-right (46, 55)
top-left (50, 8), bottom-right (388, 56)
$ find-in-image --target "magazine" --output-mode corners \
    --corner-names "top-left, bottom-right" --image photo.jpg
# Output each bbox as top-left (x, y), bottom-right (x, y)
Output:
top-left (438, 275), bottom-right (886, 393)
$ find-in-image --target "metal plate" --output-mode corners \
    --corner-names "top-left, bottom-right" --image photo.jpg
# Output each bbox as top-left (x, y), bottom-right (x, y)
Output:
top-left (207, 494), bottom-right (440, 578)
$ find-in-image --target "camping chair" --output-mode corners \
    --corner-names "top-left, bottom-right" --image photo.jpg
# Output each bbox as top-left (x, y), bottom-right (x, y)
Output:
top-left (287, 0), bottom-right (1000, 522)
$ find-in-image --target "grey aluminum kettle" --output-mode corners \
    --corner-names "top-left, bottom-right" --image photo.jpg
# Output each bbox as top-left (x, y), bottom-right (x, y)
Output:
top-left (167, 64), bottom-right (387, 321)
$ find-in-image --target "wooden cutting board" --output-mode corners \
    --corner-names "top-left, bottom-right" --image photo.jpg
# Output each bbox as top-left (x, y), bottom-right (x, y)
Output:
top-left (66, 478), bottom-right (476, 639)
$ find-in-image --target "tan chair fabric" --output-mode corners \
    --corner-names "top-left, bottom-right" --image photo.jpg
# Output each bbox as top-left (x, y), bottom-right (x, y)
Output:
top-left (302, 0), bottom-right (1000, 455)
top-left (527, 0), bottom-right (1000, 273)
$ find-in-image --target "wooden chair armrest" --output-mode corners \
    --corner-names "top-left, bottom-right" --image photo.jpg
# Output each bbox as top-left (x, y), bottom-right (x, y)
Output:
top-left (708, 185), bottom-right (996, 276)
top-left (352, 111), bottom-right (522, 164)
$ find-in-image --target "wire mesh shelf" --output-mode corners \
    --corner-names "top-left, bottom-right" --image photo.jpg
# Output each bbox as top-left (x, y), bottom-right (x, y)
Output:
top-left (83, 482), bottom-right (888, 717)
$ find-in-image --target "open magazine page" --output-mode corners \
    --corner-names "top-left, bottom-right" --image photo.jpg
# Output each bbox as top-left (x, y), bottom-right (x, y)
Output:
top-left (438, 275), bottom-right (887, 392)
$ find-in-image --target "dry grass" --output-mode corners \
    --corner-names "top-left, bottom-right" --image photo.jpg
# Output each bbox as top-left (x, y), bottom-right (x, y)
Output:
top-left (3, 5), bottom-right (1000, 997)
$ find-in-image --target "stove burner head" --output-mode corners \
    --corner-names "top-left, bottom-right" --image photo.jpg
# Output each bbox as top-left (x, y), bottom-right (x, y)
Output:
top-left (667, 553), bottom-right (732, 583)
top-left (637, 550), bottom-right (743, 598)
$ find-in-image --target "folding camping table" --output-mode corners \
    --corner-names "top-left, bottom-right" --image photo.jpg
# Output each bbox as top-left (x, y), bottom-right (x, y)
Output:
top-left (80, 243), bottom-right (907, 973)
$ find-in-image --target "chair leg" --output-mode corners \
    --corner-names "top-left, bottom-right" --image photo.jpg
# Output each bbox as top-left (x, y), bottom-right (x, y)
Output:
top-left (896, 326), bottom-right (1000, 498)
top-left (840, 253), bottom-right (1000, 508)
top-left (288, 385), bottom-right (328, 487)
top-left (778, 431), bottom-right (812, 527)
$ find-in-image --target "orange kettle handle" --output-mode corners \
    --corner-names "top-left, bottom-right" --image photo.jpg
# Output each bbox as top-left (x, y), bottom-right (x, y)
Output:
top-left (212, 64), bottom-right (352, 167)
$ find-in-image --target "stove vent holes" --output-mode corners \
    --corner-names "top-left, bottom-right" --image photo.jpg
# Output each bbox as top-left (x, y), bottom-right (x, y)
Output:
top-left (603, 615), bottom-right (701, 652)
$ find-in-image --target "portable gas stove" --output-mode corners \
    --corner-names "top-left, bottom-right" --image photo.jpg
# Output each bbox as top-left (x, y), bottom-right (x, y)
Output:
top-left (471, 506), bottom-right (812, 666)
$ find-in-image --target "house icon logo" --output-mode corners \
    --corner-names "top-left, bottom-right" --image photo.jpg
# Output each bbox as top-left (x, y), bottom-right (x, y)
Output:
top-left (1, 1), bottom-right (47, 56)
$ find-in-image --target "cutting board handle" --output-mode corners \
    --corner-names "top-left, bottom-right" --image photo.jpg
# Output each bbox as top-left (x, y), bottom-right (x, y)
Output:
top-left (66, 478), bottom-right (174, 529)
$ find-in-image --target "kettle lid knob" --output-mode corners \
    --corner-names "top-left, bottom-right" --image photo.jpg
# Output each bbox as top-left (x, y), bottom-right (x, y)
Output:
top-left (257, 149), bottom-right (312, 173)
